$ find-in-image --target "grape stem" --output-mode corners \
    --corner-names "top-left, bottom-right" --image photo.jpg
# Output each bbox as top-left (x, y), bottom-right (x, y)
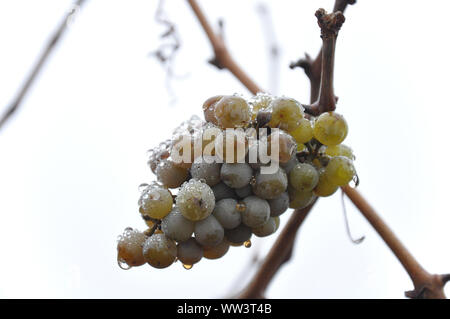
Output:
top-left (302, 9), bottom-right (345, 116)
top-left (342, 185), bottom-right (449, 298)
top-left (0, 0), bottom-right (88, 132)
top-left (186, 0), bottom-right (263, 95)
top-left (290, 0), bottom-right (356, 104)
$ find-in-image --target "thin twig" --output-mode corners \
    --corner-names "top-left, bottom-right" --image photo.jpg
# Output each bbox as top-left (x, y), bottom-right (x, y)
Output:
top-left (342, 185), bottom-right (448, 299)
top-left (186, 0), bottom-right (263, 95)
top-left (0, 0), bottom-right (87, 131)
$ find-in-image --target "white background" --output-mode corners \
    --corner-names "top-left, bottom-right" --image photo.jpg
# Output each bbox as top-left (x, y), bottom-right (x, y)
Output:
top-left (0, 0), bottom-right (449, 298)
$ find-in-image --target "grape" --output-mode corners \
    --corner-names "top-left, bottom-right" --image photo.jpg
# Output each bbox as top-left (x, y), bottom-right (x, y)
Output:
top-left (213, 198), bottom-right (242, 229)
top-left (194, 125), bottom-right (222, 157)
top-left (267, 130), bottom-right (297, 163)
top-left (156, 160), bottom-right (189, 188)
top-left (177, 237), bottom-right (203, 265)
top-left (252, 167), bottom-right (288, 199)
top-left (215, 129), bottom-right (248, 163)
top-left (268, 192), bottom-right (289, 217)
top-left (203, 240), bottom-right (230, 259)
top-left (235, 184), bottom-right (253, 198)
top-left (194, 215), bottom-right (224, 247)
top-left (171, 133), bottom-right (194, 169)
top-left (138, 184), bottom-right (173, 219)
top-left (176, 179), bottom-right (216, 221)
top-left (211, 182), bottom-right (237, 201)
top-left (288, 187), bottom-right (316, 209)
top-left (142, 233), bottom-right (177, 269)
top-left (280, 154), bottom-right (299, 175)
top-left (249, 93), bottom-right (273, 121)
top-left (117, 228), bottom-right (147, 268)
top-left (252, 217), bottom-right (280, 237)
top-left (247, 139), bottom-right (270, 170)
top-left (268, 97), bottom-right (304, 131)
top-left (220, 163), bottom-right (253, 189)
top-left (314, 168), bottom-right (339, 197)
top-left (202, 95), bottom-right (222, 125)
top-left (161, 207), bottom-right (195, 242)
top-left (147, 140), bottom-right (171, 174)
top-left (324, 144), bottom-right (355, 160)
top-left (241, 196), bottom-right (270, 227)
top-left (289, 163), bottom-right (319, 191)
top-left (313, 112), bottom-right (348, 146)
top-left (214, 95), bottom-right (251, 129)
top-left (289, 118), bottom-right (313, 144)
top-left (190, 157), bottom-right (221, 186)
top-left (224, 223), bottom-right (252, 244)
top-left (325, 156), bottom-right (356, 186)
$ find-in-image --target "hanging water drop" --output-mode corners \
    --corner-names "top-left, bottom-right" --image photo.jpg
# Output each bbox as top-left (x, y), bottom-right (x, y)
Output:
top-left (183, 263), bottom-right (193, 270)
top-left (244, 240), bottom-right (252, 248)
top-left (236, 202), bottom-right (246, 213)
top-left (117, 258), bottom-right (132, 270)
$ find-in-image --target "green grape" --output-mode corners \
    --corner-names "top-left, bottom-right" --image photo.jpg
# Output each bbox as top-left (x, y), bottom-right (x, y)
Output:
top-left (313, 112), bottom-right (348, 146)
top-left (241, 196), bottom-right (270, 228)
top-left (268, 97), bottom-right (304, 131)
top-left (138, 184), bottom-right (173, 219)
top-left (288, 187), bottom-right (316, 209)
top-left (161, 207), bottom-right (195, 242)
top-left (289, 163), bottom-right (319, 191)
top-left (252, 167), bottom-right (288, 199)
top-left (203, 240), bottom-right (230, 259)
top-left (213, 198), bottom-right (242, 229)
top-left (220, 163), bottom-right (253, 189)
top-left (214, 95), bottom-right (251, 129)
top-left (324, 144), bottom-right (355, 160)
top-left (177, 238), bottom-right (203, 265)
top-left (176, 179), bottom-right (215, 221)
top-left (117, 228), bottom-right (147, 268)
top-left (289, 118), bottom-right (313, 144)
top-left (325, 156), bottom-right (356, 186)
top-left (156, 160), bottom-right (189, 188)
top-left (314, 168), bottom-right (339, 197)
top-left (194, 215), bottom-right (224, 247)
top-left (143, 233), bottom-right (177, 269)
top-left (252, 217), bottom-right (280, 237)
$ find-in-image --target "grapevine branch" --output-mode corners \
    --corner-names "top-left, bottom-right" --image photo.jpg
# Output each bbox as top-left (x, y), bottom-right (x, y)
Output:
top-left (342, 185), bottom-right (449, 299)
top-left (0, 0), bottom-right (87, 131)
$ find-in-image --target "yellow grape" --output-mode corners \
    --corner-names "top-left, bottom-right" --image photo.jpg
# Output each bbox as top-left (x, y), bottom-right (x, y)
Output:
top-left (139, 185), bottom-right (173, 219)
top-left (313, 112), bottom-right (348, 146)
top-left (324, 144), bottom-right (355, 160)
top-left (289, 118), bottom-right (313, 144)
top-left (325, 156), bottom-right (356, 186)
top-left (313, 168), bottom-right (339, 197)
top-left (176, 179), bottom-right (215, 221)
top-left (249, 93), bottom-right (273, 121)
top-left (203, 240), bottom-right (230, 259)
top-left (117, 228), bottom-right (147, 268)
top-left (143, 233), bottom-right (178, 269)
top-left (203, 95), bottom-right (223, 125)
top-left (214, 95), bottom-right (250, 129)
top-left (288, 187), bottom-right (315, 209)
top-left (268, 97), bottom-right (304, 131)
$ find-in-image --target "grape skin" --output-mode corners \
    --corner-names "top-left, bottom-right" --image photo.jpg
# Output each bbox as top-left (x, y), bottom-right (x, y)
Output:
top-left (289, 163), bottom-right (319, 191)
top-left (313, 112), bottom-right (348, 146)
top-left (117, 228), bottom-right (147, 267)
top-left (212, 182), bottom-right (237, 201)
top-left (224, 223), bottom-right (252, 244)
top-left (214, 95), bottom-right (251, 129)
top-left (324, 144), bottom-right (354, 160)
top-left (252, 167), bottom-right (288, 200)
top-left (139, 185), bottom-right (173, 219)
top-left (288, 187), bottom-right (316, 209)
top-left (314, 168), bottom-right (339, 197)
top-left (213, 198), bottom-right (242, 229)
top-left (203, 95), bottom-right (222, 125)
top-left (268, 192), bottom-right (290, 217)
top-left (203, 240), bottom-right (230, 259)
top-left (268, 97), bottom-right (304, 131)
top-left (252, 217), bottom-right (280, 237)
top-left (161, 208), bottom-right (195, 242)
top-left (289, 118), bottom-right (313, 144)
top-left (194, 215), bottom-right (224, 247)
top-left (177, 237), bottom-right (203, 265)
top-left (176, 179), bottom-right (216, 221)
top-left (143, 233), bottom-right (178, 269)
top-left (241, 196), bottom-right (271, 228)
top-left (190, 157), bottom-right (222, 186)
top-left (220, 163), bottom-right (253, 189)
top-left (267, 130), bottom-right (297, 164)
top-left (325, 156), bottom-right (356, 186)
top-left (156, 160), bottom-right (189, 188)
top-left (235, 184), bottom-right (253, 198)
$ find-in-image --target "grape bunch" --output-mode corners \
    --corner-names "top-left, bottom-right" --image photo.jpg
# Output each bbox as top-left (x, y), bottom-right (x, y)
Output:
top-left (117, 93), bottom-right (357, 270)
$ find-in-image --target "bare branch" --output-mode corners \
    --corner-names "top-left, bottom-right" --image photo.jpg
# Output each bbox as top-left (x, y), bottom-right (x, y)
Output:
top-left (0, 0), bottom-right (87, 131)
top-left (186, 0), bottom-right (264, 95)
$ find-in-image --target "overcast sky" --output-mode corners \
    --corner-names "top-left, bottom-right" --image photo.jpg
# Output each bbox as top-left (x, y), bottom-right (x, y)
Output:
top-left (0, 0), bottom-right (449, 298)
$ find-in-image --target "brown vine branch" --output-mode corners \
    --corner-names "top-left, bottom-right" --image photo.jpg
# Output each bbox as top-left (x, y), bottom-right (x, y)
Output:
top-left (302, 9), bottom-right (344, 116)
top-left (186, 0), bottom-right (263, 95)
top-left (290, 0), bottom-right (355, 104)
top-left (0, 0), bottom-right (87, 132)
top-left (342, 185), bottom-right (448, 299)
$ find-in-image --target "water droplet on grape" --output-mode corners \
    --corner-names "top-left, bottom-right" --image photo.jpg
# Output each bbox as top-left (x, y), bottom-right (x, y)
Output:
top-left (182, 263), bottom-right (193, 270)
top-left (138, 183), bottom-right (149, 192)
top-left (117, 258), bottom-right (131, 270)
top-left (250, 176), bottom-right (256, 186)
top-left (236, 203), bottom-right (246, 213)
top-left (244, 240), bottom-right (252, 248)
